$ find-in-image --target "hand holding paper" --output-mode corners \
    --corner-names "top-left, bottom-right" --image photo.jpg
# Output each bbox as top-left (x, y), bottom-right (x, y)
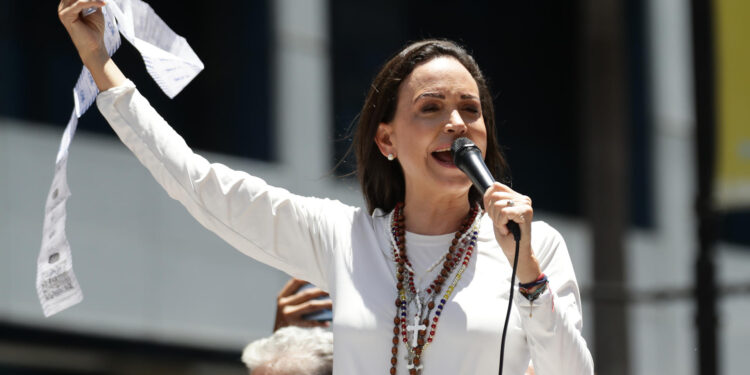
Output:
top-left (58, 1), bottom-right (108, 62)
top-left (39, 0), bottom-right (203, 317)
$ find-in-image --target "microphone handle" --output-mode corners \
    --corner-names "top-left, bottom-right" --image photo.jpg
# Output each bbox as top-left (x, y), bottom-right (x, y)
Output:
top-left (469, 164), bottom-right (495, 193)
top-left (457, 153), bottom-right (521, 241)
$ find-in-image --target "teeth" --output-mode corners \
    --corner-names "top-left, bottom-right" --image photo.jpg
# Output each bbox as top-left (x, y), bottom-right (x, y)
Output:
top-left (434, 147), bottom-right (450, 153)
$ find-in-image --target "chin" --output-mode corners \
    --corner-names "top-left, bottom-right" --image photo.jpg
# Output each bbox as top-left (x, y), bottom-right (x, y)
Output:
top-left (433, 174), bottom-right (474, 194)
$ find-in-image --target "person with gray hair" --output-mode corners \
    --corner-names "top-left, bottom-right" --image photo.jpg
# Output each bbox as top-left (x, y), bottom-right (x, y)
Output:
top-left (242, 326), bottom-right (333, 375)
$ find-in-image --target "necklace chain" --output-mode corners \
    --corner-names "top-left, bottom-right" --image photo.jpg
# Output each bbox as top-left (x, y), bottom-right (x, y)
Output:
top-left (385, 215), bottom-right (476, 289)
top-left (387, 203), bottom-right (481, 375)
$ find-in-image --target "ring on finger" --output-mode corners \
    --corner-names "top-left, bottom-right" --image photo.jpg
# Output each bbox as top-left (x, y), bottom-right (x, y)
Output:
top-left (506, 199), bottom-right (515, 207)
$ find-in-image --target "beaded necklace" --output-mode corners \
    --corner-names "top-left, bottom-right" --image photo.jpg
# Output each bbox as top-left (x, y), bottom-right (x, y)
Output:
top-left (388, 202), bottom-right (481, 375)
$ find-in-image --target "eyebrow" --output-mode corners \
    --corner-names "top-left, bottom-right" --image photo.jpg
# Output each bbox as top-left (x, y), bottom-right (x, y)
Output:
top-left (413, 92), bottom-right (480, 102)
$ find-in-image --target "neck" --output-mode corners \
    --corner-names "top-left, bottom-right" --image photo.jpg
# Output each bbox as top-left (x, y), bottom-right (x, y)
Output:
top-left (402, 189), bottom-right (472, 235)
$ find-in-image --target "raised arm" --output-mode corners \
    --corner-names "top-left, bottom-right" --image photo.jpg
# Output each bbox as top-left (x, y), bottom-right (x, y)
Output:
top-left (58, 0), bottom-right (125, 90)
top-left (57, 0), bottom-right (353, 291)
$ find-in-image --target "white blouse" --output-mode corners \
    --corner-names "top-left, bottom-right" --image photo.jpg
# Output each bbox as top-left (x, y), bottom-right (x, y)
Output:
top-left (96, 80), bottom-right (594, 374)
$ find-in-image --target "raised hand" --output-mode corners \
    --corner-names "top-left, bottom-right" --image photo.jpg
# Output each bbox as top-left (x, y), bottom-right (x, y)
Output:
top-left (58, 0), bottom-right (125, 91)
top-left (58, 0), bottom-right (108, 61)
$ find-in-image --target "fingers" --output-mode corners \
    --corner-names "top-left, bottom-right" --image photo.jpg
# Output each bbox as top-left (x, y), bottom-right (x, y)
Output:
top-left (488, 203), bottom-right (531, 235)
top-left (484, 181), bottom-right (519, 196)
top-left (58, 0), bottom-right (106, 25)
top-left (280, 286), bottom-right (329, 307)
top-left (281, 299), bottom-right (333, 327)
top-left (284, 299), bottom-right (333, 317)
top-left (483, 183), bottom-right (532, 206)
top-left (483, 182), bottom-right (533, 236)
top-left (275, 279), bottom-right (332, 330)
top-left (483, 182), bottom-right (532, 207)
top-left (277, 278), bottom-right (307, 299)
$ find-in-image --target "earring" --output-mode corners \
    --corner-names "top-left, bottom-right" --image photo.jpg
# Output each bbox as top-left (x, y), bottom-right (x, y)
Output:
top-left (387, 154), bottom-right (395, 161)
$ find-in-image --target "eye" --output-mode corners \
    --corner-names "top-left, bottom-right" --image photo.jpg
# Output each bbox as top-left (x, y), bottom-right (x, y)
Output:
top-left (463, 105), bottom-right (480, 114)
top-left (420, 104), bottom-right (440, 113)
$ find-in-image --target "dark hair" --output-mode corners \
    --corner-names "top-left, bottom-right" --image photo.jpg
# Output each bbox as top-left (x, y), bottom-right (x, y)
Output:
top-left (353, 39), bottom-right (509, 214)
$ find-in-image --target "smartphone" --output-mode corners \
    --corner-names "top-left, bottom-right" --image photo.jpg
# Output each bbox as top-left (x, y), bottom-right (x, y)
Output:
top-left (297, 283), bottom-right (333, 322)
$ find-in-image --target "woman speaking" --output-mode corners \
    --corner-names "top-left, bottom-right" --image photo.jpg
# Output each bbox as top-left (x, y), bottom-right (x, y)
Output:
top-left (58, 1), bottom-right (594, 374)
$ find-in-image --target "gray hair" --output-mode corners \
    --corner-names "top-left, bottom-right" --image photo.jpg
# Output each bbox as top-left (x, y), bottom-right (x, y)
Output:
top-left (242, 326), bottom-right (333, 375)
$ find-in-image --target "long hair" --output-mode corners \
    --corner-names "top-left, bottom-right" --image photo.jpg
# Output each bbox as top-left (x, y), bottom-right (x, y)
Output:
top-left (353, 39), bottom-right (509, 214)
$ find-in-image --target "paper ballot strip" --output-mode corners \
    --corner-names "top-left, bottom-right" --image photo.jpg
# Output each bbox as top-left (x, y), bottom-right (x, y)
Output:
top-left (37, 0), bottom-right (203, 317)
top-left (37, 6), bottom-right (120, 318)
top-left (108, 0), bottom-right (204, 98)
top-left (37, 152), bottom-right (83, 317)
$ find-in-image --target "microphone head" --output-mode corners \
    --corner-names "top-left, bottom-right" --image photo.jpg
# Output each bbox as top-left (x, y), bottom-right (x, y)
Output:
top-left (451, 137), bottom-right (480, 165)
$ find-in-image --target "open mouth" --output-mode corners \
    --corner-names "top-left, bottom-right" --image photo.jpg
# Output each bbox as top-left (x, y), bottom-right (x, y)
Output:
top-left (431, 149), bottom-right (455, 167)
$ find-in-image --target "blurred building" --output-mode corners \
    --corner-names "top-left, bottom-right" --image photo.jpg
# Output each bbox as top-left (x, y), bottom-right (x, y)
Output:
top-left (0, 0), bottom-right (748, 374)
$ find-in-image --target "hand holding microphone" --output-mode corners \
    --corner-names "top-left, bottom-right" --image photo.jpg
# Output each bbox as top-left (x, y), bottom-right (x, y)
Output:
top-left (451, 137), bottom-right (542, 375)
top-left (451, 137), bottom-right (540, 283)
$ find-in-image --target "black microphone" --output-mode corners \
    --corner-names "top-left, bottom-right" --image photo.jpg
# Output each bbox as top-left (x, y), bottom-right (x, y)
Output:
top-left (452, 137), bottom-right (522, 375)
top-left (451, 137), bottom-right (520, 241)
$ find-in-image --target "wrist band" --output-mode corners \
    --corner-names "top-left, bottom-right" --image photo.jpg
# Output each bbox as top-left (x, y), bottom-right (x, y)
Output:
top-left (519, 282), bottom-right (547, 301)
top-left (518, 273), bottom-right (547, 289)
top-left (519, 281), bottom-right (548, 318)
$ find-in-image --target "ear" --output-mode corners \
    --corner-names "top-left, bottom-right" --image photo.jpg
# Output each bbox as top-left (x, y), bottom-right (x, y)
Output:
top-left (374, 122), bottom-right (396, 158)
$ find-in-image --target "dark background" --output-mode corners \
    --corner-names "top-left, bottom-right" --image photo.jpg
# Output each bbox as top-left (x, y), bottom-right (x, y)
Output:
top-left (0, 1), bottom-right (273, 161)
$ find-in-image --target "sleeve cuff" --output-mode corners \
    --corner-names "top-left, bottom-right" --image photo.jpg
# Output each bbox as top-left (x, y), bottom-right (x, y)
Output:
top-left (97, 79), bottom-right (136, 99)
top-left (514, 285), bottom-right (554, 317)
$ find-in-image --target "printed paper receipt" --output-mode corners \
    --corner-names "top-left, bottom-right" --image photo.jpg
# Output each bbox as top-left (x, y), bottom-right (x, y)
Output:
top-left (37, 0), bottom-right (203, 317)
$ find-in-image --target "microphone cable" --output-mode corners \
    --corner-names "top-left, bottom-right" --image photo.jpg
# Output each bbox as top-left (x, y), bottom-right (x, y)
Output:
top-left (499, 222), bottom-right (521, 375)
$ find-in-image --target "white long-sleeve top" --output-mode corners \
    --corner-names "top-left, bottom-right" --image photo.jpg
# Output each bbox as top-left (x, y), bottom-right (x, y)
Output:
top-left (96, 80), bottom-right (594, 375)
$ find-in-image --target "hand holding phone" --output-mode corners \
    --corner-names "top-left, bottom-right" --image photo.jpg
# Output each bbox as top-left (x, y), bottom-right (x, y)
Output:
top-left (273, 278), bottom-right (332, 331)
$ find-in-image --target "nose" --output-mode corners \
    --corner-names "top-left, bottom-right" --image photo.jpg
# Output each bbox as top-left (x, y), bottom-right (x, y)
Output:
top-left (444, 109), bottom-right (467, 134)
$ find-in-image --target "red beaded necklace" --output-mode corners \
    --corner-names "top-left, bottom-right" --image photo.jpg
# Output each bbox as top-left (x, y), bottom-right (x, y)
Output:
top-left (388, 202), bottom-right (481, 375)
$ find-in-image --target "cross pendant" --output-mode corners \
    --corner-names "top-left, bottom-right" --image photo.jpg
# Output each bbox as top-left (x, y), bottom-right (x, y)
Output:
top-left (406, 315), bottom-right (427, 348)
